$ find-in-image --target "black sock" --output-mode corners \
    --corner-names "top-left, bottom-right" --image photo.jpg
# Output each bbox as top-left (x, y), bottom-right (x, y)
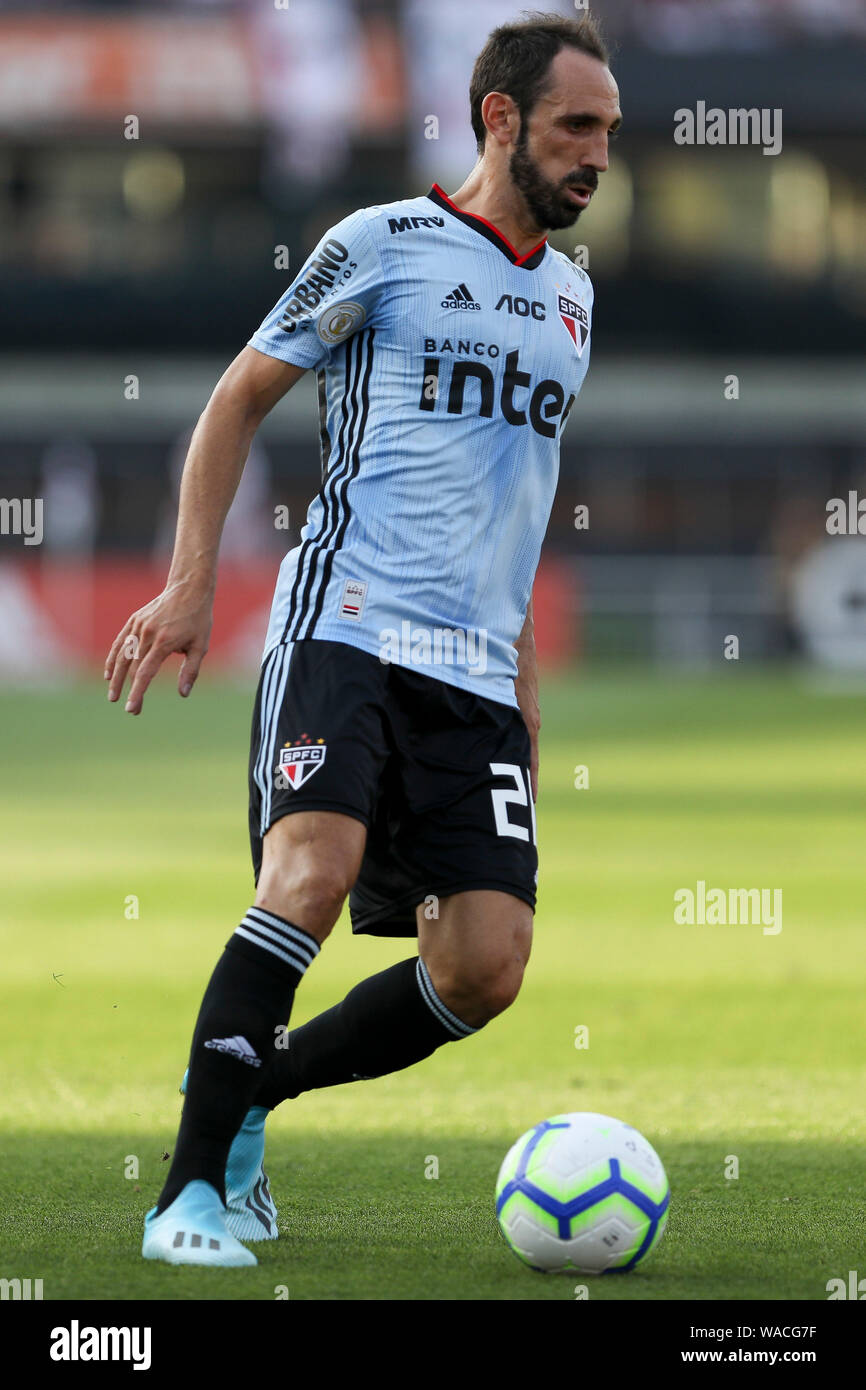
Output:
top-left (157, 907), bottom-right (319, 1213)
top-left (254, 956), bottom-right (478, 1109)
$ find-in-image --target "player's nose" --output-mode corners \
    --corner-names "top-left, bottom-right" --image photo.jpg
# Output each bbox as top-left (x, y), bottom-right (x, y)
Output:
top-left (583, 132), bottom-right (610, 173)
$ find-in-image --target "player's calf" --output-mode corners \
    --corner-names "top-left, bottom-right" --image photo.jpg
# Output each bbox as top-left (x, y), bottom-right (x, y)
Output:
top-left (154, 908), bottom-right (320, 1221)
top-left (252, 954), bottom-right (481, 1109)
top-left (247, 890), bottom-right (532, 1110)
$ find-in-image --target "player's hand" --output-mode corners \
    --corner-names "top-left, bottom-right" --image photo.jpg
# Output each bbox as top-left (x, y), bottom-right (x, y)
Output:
top-left (104, 578), bottom-right (214, 715)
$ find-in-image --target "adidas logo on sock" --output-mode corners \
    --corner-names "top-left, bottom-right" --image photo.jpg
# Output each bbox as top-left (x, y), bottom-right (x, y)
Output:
top-left (441, 282), bottom-right (481, 311)
top-left (203, 1035), bottom-right (262, 1068)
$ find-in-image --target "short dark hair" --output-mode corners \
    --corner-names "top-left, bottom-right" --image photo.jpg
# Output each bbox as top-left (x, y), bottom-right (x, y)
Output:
top-left (469, 10), bottom-right (609, 153)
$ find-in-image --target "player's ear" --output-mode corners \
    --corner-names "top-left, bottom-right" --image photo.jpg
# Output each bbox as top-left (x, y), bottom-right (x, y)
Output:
top-left (481, 91), bottom-right (520, 148)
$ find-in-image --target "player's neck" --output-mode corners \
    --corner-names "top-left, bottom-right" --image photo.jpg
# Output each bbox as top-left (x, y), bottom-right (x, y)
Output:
top-left (445, 166), bottom-right (547, 258)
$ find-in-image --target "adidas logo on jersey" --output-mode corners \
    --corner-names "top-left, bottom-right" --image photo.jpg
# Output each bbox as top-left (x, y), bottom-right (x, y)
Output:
top-left (441, 283), bottom-right (481, 311)
top-left (203, 1036), bottom-right (262, 1067)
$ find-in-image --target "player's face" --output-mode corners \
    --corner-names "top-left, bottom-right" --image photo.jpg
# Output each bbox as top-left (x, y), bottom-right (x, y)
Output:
top-left (509, 48), bottom-right (621, 231)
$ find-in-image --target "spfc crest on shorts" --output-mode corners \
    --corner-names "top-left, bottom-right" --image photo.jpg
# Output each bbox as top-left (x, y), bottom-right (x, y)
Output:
top-left (558, 293), bottom-right (589, 355)
top-left (276, 741), bottom-right (327, 790)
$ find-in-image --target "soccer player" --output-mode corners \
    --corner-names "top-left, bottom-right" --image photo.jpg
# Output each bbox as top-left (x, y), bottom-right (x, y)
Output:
top-left (105, 11), bottom-right (621, 1266)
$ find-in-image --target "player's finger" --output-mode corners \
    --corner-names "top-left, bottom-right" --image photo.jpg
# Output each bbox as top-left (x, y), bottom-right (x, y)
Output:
top-left (104, 620), bottom-right (135, 683)
top-left (107, 629), bottom-right (145, 703)
top-left (177, 644), bottom-right (207, 698)
top-left (123, 644), bottom-right (170, 715)
top-left (107, 641), bottom-right (136, 702)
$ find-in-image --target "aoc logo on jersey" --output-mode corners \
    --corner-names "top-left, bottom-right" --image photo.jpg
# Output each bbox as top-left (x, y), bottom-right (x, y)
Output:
top-left (495, 293), bottom-right (546, 321)
top-left (558, 294), bottom-right (589, 354)
top-left (277, 740), bottom-right (327, 790)
top-left (317, 301), bottom-right (366, 345)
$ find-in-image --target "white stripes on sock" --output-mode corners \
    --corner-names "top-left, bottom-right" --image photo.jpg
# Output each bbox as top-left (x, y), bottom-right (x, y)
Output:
top-left (416, 957), bottom-right (476, 1039)
top-left (235, 906), bottom-right (320, 976)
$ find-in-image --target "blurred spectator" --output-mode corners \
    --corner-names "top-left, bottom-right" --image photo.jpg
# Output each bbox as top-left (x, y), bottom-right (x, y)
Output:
top-left (154, 427), bottom-right (281, 562)
top-left (631, 0), bottom-right (866, 49)
top-left (39, 438), bottom-right (99, 555)
top-left (245, 0), bottom-right (364, 196)
top-left (0, 0), bottom-right (864, 41)
top-left (767, 492), bottom-right (830, 654)
top-left (405, 0), bottom-right (574, 185)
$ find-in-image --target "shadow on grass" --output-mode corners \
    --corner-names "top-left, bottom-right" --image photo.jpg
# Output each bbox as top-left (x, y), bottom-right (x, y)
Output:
top-left (0, 1131), bottom-right (860, 1302)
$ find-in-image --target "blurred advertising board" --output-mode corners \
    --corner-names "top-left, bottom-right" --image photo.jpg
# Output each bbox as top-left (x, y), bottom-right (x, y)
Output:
top-left (0, 558), bottom-right (577, 680)
top-left (0, 16), bottom-right (260, 128)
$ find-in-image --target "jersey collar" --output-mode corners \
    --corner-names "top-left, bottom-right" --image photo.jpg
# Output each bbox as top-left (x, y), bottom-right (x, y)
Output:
top-left (427, 184), bottom-right (548, 270)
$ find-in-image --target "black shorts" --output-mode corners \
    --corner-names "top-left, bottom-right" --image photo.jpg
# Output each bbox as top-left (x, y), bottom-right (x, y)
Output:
top-left (248, 638), bottom-right (537, 937)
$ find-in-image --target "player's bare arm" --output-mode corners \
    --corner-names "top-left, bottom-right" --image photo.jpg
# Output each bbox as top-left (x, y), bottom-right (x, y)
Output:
top-left (104, 348), bottom-right (306, 714)
top-left (514, 596), bottom-right (540, 801)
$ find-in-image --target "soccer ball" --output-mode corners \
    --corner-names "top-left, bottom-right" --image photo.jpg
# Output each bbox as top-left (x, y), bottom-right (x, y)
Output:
top-left (495, 1112), bottom-right (670, 1274)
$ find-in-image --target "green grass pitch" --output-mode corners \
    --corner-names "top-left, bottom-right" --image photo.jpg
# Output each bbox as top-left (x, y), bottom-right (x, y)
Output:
top-left (1, 666), bottom-right (864, 1301)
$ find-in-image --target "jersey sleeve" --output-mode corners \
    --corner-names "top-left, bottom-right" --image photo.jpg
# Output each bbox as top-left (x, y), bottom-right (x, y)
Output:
top-left (247, 208), bottom-right (383, 370)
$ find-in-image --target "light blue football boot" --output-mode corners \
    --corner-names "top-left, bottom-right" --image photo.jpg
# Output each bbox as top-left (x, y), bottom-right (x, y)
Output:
top-left (142, 1180), bottom-right (257, 1267)
top-left (180, 1068), bottom-right (278, 1241)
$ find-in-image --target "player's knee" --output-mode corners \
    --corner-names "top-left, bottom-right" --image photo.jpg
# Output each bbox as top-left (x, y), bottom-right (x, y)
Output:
top-left (255, 859), bottom-right (353, 941)
top-left (478, 919), bottom-right (532, 1017)
top-left (428, 914), bottom-right (532, 1026)
top-left (437, 955), bottom-right (527, 1028)
top-left (475, 970), bottom-right (523, 1023)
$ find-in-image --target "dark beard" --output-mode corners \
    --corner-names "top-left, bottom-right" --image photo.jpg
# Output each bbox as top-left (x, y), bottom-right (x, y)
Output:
top-left (509, 131), bottom-right (597, 232)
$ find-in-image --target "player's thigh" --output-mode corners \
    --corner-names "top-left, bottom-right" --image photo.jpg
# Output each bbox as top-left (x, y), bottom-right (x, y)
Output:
top-left (418, 888), bottom-right (533, 1012)
top-left (248, 640), bottom-right (389, 938)
top-left (255, 810), bottom-right (368, 942)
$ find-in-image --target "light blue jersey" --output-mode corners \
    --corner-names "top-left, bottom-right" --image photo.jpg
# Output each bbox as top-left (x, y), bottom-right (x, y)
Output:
top-left (248, 184), bottom-right (593, 708)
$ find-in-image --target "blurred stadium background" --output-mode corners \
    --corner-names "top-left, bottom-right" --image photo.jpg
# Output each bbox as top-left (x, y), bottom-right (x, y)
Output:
top-left (1, 0), bottom-right (865, 676)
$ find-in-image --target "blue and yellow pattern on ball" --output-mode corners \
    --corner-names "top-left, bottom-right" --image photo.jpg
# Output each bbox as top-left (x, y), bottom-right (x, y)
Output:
top-left (495, 1112), bottom-right (670, 1274)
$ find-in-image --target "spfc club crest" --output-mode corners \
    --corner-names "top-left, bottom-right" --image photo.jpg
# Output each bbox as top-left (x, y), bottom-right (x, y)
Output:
top-left (276, 741), bottom-right (327, 790)
top-left (558, 293), bottom-right (589, 355)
